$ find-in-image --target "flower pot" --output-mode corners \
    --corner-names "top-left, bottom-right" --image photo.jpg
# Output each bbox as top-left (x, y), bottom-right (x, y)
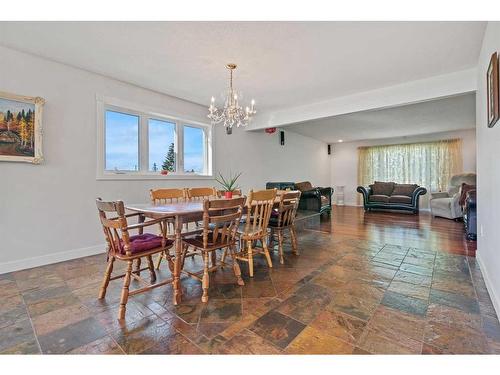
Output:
top-left (224, 191), bottom-right (233, 199)
top-left (160, 170), bottom-right (169, 175)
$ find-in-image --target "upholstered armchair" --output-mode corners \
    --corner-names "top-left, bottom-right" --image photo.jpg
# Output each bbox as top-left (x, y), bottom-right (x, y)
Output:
top-left (429, 173), bottom-right (476, 219)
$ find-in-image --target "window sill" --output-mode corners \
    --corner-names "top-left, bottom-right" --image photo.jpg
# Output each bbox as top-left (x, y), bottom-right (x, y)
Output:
top-left (96, 173), bottom-right (214, 181)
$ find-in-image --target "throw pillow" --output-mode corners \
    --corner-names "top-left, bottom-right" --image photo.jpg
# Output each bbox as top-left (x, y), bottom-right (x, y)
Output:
top-left (295, 181), bottom-right (313, 192)
top-left (369, 181), bottom-right (395, 196)
top-left (392, 184), bottom-right (418, 197)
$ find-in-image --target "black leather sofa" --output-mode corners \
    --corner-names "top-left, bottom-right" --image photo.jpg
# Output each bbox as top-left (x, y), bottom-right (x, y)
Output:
top-left (357, 181), bottom-right (427, 214)
top-left (265, 181), bottom-right (333, 215)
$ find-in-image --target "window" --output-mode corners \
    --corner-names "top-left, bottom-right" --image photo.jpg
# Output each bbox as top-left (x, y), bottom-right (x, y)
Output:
top-left (98, 98), bottom-right (212, 179)
top-left (148, 119), bottom-right (176, 172)
top-left (105, 110), bottom-right (139, 171)
top-left (357, 139), bottom-right (463, 193)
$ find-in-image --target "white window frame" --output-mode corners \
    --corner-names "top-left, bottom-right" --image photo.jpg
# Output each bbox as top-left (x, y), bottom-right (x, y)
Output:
top-left (96, 95), bottom-right (214, 180)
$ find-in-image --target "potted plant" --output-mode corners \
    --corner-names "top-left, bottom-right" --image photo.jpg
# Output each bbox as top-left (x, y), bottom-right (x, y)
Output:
top-left (215, 171), bottom-right (242, 199)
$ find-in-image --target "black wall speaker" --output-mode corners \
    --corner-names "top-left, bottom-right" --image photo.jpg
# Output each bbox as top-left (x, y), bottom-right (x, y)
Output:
top-left (327, 144), bottom-right (331, 155)
top-left (280, 130), bottom-right (285, 146)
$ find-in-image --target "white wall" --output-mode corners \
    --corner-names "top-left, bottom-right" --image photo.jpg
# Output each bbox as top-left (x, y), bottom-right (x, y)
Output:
top-left (476, 21), bottom-right (500, 318)
top-left (0, 45), bottom-right (329, 273)
top-left (330, 129), bottom-right (477, 207)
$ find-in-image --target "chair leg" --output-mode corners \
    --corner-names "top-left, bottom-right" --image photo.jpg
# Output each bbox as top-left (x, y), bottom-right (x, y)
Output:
top-left (211, 250), bottom-right (217, 269)
top-left (247, 240), bottom-right (254, 278)
top-left (146, 255), bottom-right (156, 283)
top-left (135, 258), bottom-right (141, 276)
top-left (202, 252), bottom-right (210, 303)
top-left (118, 260), bottom-right (133, 320)
top-left (99, 256), bottom-right (115, 299)
top-left (220, 248), bottom-right (227, 265)
top-left (181, 244), bottom-right (189, 269)
top-left (155, 252), bottom-right (163, 270)
top-left (269, 229), bottom-right (275, 249)
top-left (263, 236), bottom-right (274, 268)
top-left (277, 231), bottom-right (284, 264)
top-left (290, 227), bottom-right (299, 255)
top-left (229, 245), bottom-right (244, 286)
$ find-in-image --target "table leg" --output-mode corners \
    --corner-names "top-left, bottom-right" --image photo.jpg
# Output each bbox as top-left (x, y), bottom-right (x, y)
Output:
top-left (135, 214), bottom-right (145, 275)
top-left (173, 214), bottom-right (183, 305)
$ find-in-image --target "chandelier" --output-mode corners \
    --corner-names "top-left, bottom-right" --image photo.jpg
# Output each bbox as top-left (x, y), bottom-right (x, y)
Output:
top-left (208, 63), bottom-right (256, 131)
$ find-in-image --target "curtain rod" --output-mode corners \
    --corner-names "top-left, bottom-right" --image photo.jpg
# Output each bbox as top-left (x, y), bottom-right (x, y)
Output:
top-left (357, 138), bottom-right (461, 150)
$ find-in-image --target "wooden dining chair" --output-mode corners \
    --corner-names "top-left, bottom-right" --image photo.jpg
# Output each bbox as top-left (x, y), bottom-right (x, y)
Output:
top-left (150, 188), bottom-right (188, 270)
top-left (187, 187), bottom-right (218, 201)
top-left (186, 186), bottom-right (218, 231)
top-left (234, 189), bottom-right (277, 277)
top-left (150, 188), bottom-right (187, 205)
top-left (95, 198), bottom-right (174, 320)
top-left (181, 197), bottom-right (246, 302)
top-left (268, 190), bottom-right (301, 264)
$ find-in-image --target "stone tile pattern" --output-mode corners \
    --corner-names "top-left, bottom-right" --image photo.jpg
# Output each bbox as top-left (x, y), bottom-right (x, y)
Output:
top-left (1, 231), bottom-right (499, 354)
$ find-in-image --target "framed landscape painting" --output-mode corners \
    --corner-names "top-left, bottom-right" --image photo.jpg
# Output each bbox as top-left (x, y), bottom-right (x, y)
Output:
top-left (0, 91), bottom-right (44, 163)
top-left (487, 52), bottom-right (499, 128)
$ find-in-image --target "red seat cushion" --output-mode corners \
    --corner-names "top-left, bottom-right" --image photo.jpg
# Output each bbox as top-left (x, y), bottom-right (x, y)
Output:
top-left (119, 233), bottom-right (169, 255)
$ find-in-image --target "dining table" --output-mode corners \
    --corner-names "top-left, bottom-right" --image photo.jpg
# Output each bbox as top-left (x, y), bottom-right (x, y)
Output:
top-left (124, 192), bottom-right (289, 305)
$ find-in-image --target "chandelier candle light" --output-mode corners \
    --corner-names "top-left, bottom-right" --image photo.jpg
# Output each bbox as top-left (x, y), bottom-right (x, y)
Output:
top-left (208, 64), bottom-right (256, 131)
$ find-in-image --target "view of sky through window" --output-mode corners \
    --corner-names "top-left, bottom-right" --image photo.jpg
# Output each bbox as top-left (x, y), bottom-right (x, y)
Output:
top-left (184, 126), bottom-right (204, 173)
top-left (148, 119), bottom-right (176, 171)
top-left (105, 110), bottom-right (139, 171)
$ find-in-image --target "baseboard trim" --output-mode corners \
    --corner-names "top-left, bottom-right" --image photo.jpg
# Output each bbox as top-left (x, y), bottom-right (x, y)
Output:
top-left (477, 251), bottom-right (500, 319)
top-left (0, 244), bottom-right (106, 275)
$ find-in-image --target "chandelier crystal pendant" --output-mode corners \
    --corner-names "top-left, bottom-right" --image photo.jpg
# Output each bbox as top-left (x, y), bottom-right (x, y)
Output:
top-left (208, 63), bottom-right (256, 131)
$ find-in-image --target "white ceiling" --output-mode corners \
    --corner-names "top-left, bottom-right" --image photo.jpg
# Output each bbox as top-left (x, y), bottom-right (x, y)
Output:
top-left (285, 93), bottom-right (476, 143)
top-left (0, 22), bottom-right (486, 113)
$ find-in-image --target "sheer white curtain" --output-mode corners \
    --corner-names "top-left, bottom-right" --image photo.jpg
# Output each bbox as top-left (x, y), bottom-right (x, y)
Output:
top-left (357, 139), bottom-right (463, 193)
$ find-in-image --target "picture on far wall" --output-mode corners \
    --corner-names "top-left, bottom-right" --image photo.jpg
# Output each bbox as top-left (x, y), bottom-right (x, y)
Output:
top-left (487, 52), bottom-right (499, 128)
top-left (0, 91), bottom-right (44, 163)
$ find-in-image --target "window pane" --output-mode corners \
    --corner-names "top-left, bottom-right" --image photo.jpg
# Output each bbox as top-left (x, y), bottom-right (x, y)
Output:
top-left (105, 110), bottom-right (139, 171)
top-left (148, 119), bottom-right (176, 172)
top-left (184, 126), bottom-right (205, 173)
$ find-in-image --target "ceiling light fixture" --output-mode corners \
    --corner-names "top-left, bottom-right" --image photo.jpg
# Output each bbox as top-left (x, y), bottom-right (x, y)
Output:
top-left (208, 64), bottom-right (256, 132)
top-left (338, 139), bottom-right (343, 143)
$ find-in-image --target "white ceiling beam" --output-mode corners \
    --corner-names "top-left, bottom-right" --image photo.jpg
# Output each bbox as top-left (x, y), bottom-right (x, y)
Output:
top-left (248, 68), bottom-right (477, 130)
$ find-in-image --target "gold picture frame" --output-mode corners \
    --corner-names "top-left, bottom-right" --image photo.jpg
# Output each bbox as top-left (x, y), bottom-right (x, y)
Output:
top-left (0, 91), bottom-right (45, 164)
top-left (487, 52), bottom-right (499, 128)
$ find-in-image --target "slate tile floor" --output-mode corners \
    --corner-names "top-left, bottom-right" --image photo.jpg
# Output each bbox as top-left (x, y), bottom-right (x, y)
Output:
top-left (1, 215), bottom-right (499, 354)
